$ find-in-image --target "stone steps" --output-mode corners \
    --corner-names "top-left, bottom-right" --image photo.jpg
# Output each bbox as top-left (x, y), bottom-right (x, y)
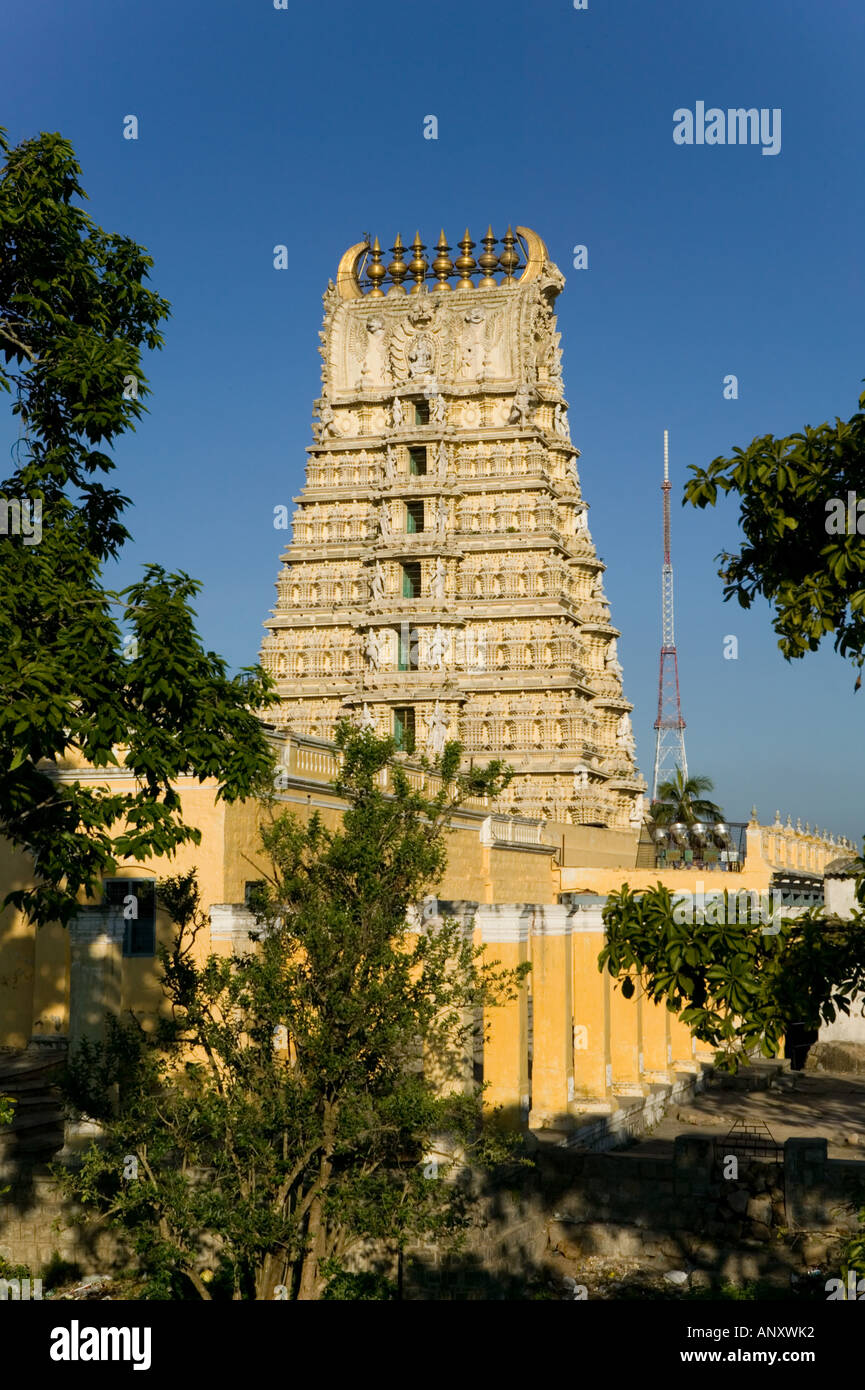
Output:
top-left (0, 1047), bottom-right (67, 1156)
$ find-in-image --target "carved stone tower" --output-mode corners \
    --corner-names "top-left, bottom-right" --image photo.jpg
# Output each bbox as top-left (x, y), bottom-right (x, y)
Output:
top-left (261, 226), bottom-right (645, 829)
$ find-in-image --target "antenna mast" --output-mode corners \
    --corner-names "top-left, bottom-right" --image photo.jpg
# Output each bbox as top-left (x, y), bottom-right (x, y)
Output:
top-left (652, 429), bottom-right (688, 801)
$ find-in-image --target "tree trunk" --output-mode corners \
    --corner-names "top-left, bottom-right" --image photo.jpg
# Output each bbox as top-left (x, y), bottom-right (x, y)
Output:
top-left (297, 1192), bottom-right (326, 1300)
top-left (297, 1110), bottom-right (334, 1300)
top-left (256, 1251), bottom-right (286, 1301)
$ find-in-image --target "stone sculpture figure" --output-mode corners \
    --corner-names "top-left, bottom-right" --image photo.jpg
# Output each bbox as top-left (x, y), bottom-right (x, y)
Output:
top-left (383, 444), bottom-right (398, 481)
top-left (435, 440), bottom-right (448, 477)
top-left (430, 390), bottom-right (447, 425)
top-left (371, 561), bottom-right (386, 601)
top-left (429, 625), bottom-right (447, 670)
top-left (616, 712), bottom-right (635, 757)
top-left (427, 700), bottom-right (448, 756)
top-left (408, 333), bottom-right (434, 380)
top-left (462, 307), bottom-right (486, 377)
top-left (379, 504), bottom-right (393, 539)
top-left (361, 316), bottom-right (388, 387)
top-left (509, 384), bottom-right (532, 425)
top-left (364, 629), bottom-right (381, 671)
top-left (435, 497), bottom-right (448, 534)
top-left (431, 556), bottom-right (446, 601)
top-left (391, 396), bottom-right (404, 429)
top-left (553, 402), bottom-right (571, 440)
top-left (605, 638), bottom-right (623, 679)
top-left (359, 702), bottom-right (376, 731)
top-left (317, 398), bottom-right (335, 439)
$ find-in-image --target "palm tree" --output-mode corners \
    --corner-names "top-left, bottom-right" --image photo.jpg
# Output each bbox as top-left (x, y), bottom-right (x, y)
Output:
top-left (650, 768), bottom-right (724, 829)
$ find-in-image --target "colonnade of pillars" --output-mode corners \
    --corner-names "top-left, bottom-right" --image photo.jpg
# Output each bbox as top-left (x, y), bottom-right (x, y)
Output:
top-left (468, 903), bottom-right (704, 1130)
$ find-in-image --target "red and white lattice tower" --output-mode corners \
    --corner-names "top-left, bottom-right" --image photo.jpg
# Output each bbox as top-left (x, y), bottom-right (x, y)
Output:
top-left (651, 429), bottom-right (688, 802)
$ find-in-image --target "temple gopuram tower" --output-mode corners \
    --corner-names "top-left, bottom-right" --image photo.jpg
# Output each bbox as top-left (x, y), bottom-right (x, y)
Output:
top-left (261, 226), bottom-right (645, 829)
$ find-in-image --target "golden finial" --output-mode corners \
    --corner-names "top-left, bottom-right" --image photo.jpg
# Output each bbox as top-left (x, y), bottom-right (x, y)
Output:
top-left (432, 230), bottom-right (454, 290)
top-left (499, 225), bottom-right (520, 284)
top-left (408, 232), bottom-right (428, 294)
top-left (454, 228), bottom-right (476, 289)
top-left (387, 233), bottom-right (408, 294)
top-left (477, 225), bottom-right (500, 288)
top-left (366, 237), bottom-right (386, 297)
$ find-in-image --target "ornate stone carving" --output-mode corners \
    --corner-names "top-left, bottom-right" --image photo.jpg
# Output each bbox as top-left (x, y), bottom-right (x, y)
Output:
top-left (460, 307), bottom-right (486, 379)
top-left (426, 700), bottom-right (448, 756)
top-left (605, 638), bottom-right (623, 679)
top-left (429, 625), bottom-right (448, 670)
top-left (315, 398), bottom-right (335, 441)
top-left (408, 332), bottom-right (434, 380)
top-left (364, 629), bottom-right (382, 671)
top-left (371, 561), bottom-right (386, 602)
top-left (360, 316), bottom-right (389, 388)
top-left (378, 503), bottom-right (393, 539)
top-left (616, 712), bottom-right (636, 758)
top-left (509, 384), bottom-right (533, 425)
top-left (262, 230), bottom-right (644, 827)
top-left (431, 556), bottom-right (447, 601)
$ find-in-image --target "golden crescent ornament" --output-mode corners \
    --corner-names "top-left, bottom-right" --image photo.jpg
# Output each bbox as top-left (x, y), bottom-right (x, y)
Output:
top-left (515, 226), bottom-right (549, 283)
top-left (336, 241), bottom-right (369, 299)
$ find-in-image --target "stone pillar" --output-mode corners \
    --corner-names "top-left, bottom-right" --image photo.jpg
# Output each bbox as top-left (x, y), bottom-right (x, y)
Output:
top-left (476, 905), bottom-right (530, 1128)
top-left (608, 965), bottom-right (643, 1092)
top-left (420, 902), bottom-right (475, 1098)
top-left (640, 986), bottom-right (671, 1077)
top-left (570, 903), bottom-right (609, 1099)
top-left (668, 1007), bottom-right (697, 1067)
top-left (529, 905), bottom-right (574, 1130)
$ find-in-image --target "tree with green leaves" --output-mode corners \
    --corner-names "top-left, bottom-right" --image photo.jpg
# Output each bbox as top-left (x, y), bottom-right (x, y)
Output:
top-left (599, 877), bottom-right (865, 1070)
top-left (59, 724), bottom-right (528, 1300)
top-left (0, 129), bottom-right (276, 926)
top-left (684, 385), bottom-right (865, 683)
top-left (650, 768), bottom-right (724, 828)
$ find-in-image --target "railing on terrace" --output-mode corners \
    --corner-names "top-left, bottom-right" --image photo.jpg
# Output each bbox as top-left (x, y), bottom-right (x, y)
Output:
top-left (486, 816), bottom-right (546, 846)
top-left (279, 732), bottom-right (493, 813)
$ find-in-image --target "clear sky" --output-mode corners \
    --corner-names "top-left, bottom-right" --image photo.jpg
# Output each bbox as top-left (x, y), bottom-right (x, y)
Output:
top-left (3, 0), bottom-right (864, 835)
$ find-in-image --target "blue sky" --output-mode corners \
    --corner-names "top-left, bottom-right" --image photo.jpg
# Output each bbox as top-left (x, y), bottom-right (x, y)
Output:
top-left (3, 0), bottom-right (864, 834)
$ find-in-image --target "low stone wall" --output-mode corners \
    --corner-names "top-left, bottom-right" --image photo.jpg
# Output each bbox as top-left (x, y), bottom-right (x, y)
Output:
top-left (406, 1136), bottom-right (865, 1297)
top-left (0, 1159), bottom-right (129, 1276)
top-left (3, 1131), bottom-right (863, 1293)
top-left (807, 1040), bottom-right (865, 1076)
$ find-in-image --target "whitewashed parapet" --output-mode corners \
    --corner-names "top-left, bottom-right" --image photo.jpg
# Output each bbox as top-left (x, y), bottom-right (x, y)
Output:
top-left (758, 812), bottom-right (856, 875)
top-left (209, 904), bottom-right (259, 952)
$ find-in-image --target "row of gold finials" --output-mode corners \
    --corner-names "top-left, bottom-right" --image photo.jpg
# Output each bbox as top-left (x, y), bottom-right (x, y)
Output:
top-left (363, 227), bottom-right (523, 295)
